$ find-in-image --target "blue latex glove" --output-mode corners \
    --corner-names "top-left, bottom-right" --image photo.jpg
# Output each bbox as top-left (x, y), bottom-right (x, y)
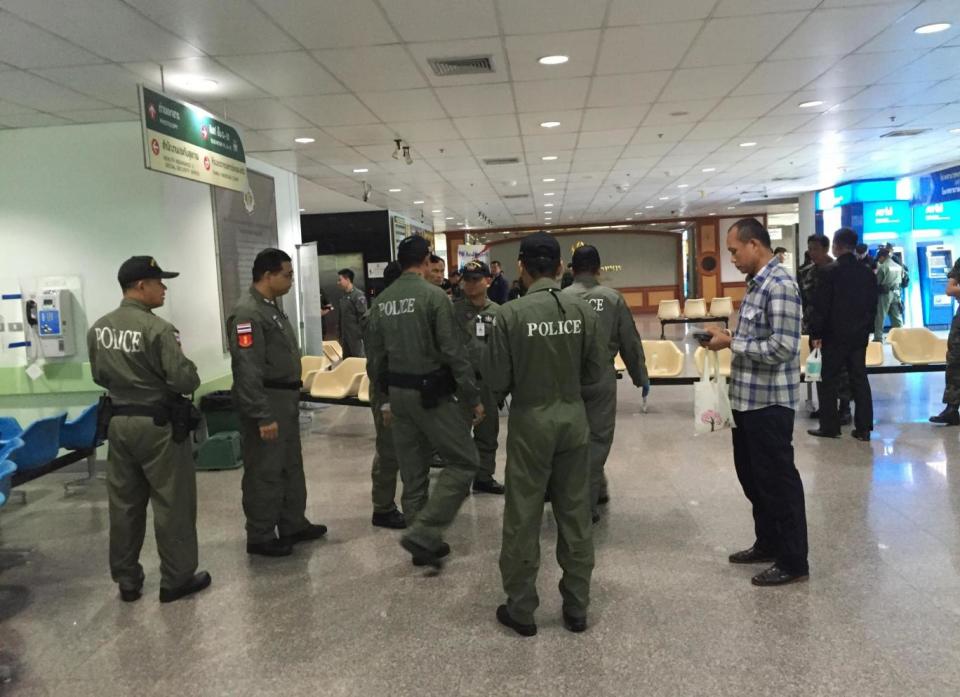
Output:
top-left (641, 382), bottom-right (651, 398)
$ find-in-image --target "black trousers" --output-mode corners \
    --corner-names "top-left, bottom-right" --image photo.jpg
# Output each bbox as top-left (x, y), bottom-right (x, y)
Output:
top-left (818, 340), bottom-right (873, 434)
top-left (732, 407), bottom-right (809, 576)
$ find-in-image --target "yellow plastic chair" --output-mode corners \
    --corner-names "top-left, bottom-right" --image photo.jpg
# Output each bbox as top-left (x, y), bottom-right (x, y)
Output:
top-left (640, 340), bottom-right (685, 378)
top-left (309, 357), bottom-right (366, 399)
top-left (357, 374), bottom-right (371, 403)
top-left (322, 340), bottom-right (343, 363)
top-left (865, 341), bottom-right (884, 367)
top-left (709, 297), bottom-right (733, 318)
top-left (693, 347), bottom-right (732, 377)
top-left (888, 328), bottom-right (948, 365)
top-left (657, 299), bottom-right (681, 320)
top-left (301, 355), bottom-right (331, 391)
top-left (684, 298), bottom-right (707, 319)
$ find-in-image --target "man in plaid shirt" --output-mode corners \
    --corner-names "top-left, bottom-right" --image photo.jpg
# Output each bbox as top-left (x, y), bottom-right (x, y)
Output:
top-left (703, 218), bottom-right (809, 587)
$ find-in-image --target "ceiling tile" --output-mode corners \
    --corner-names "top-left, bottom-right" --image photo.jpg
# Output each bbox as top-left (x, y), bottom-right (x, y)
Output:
top-left (498, 0), bottom-right (606, 34)
top-left (505, 30), bottom-right (601, 81)
top-left (738, 113), bottom-right (819, 136)
top-left (0, 70), bottom-right (108, 111)
top-left (853, 105), bottom-right (943, 129)
top-left (706, 93), bottom-right (790, 120)
top-left (224, 98), bottom-right (313, 129)
top-left (772, 4), bottom-right (916, 60)
top-left (32, 64), bottom-right (143, 108)
top-left (587, 72), bottom-right (672, 108)
top-left (379, 0), bottom-right (498, 42)
top-left (284, 94), bottom-right (379, 127)
top-left (406, 38), bottom-right (507, 86)
top-left (713, 0), bottom-right (819, 15)
top-left (257, 128), bottom-right (344, 151)
top-left (629, 124), bottom-right (696, 145)
top-left (425, 156), bottom-right (479, 173)
top-left (61, 108), bottom-right (137, 124)
top-left (894, 47), bottom-right (960, 84)
top-left (358, 89), bottom-right (445, 123)
top-left (314, 45), bottom-right (427, 92)
top-left (518, 109), bottom-right (583, 135)
top-left (436, 83), bottom-right (515, 117)
top-left (255, 0), bottom-right (397, 48)
top-left (0, 0), bottom-right (203, 62)
top-left (835, 81), bottom-right (938, 111)
top-left (0, 10), bottom-right (105, 68)
top-left (388, 119), bottom-right (463, 142)
top-left (597, 23), bottom-right (703, 74)
top-left (514, 78), bottom-right (590, 113)
top-left (857, 0), bottom-right (960, 54)
top-left (767, 86), bottom-right (862, 115)
top-left (452, 114), bottom-right (519, 138)
top-left (577, 129), bottom-right (636, 148)
top-left (607, 0), bottom-right (715, 25)
top-left (685, 119), bottom-right (755, 140)
top-left (813, 50), bottom-right (927, 90)
top-left (684, 13), bottom-right (808, 68)
top-left (666, 65), bottom-right (759, 102)
top-left (122, 0), bottom-right (298, 55)
top-left (581, 105), bottom-right (650, 132)
top-left (644, 99), bottom-right (720, 125)
top-left (0, 98), bottom-right (33, 115)
top-left (0, 111), bottom-right (72, 127)
top-left (124, 58), bottom-right (267, 100)
top-left (411, 139), bottom-right (472, 157)
top-left (733, 57), bottom-right (837, 95)
top-left (217, 52), bottom-right (344, 98)
top-left (522, 132), bottom-right (579, 151)
top-left (467, 136), bottom-right (523, 157)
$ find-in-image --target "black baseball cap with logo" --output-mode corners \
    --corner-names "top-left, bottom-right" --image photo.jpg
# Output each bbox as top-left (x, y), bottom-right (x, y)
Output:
top-left (519, 231), bottom-right (561, 261)
top-left (461, 260), bottom-right (491, 279)
top-left (117, 256), bottom-right (180, 286)
top-left (571, 245), bottom-right (601, 270)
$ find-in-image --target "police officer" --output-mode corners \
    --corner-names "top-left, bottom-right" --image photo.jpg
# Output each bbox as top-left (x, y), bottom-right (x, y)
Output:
top-left (227, 248), bottom-right (327, 557)
top-left (931, 257), bottom-right (960, 426)
top-left (453, 260), bottom-right (504, 495)
top-left (367, 261), bottom-right (407, 529)
top-left (484, 232), bottom-right (607, 636)
top-left (88, 256), bottom-right (210, 603)
top-left (336, 268), bottom-right (366, 358)
top-left (365, 236), bottom-right (483, 568)
top-left (874, 247), bottom-right (904, 341)
top-left (563, 245), bottom-right (649, 522)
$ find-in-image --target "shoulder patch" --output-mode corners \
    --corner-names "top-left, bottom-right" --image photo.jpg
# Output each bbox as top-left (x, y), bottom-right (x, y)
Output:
top-left (237, 322), bottom-right (253, 348)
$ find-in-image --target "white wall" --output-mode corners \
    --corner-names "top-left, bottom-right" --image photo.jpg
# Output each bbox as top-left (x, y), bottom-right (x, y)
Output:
top-left (0, 122), bottom-right (300, 384)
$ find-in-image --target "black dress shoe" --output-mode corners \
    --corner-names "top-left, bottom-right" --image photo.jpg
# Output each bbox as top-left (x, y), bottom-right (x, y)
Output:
top-left (751, 564), bottom-right (808, 587)
top-left (279, 523), bottom-right (328, 546)
top-left (809, 409), bottom-right (820, 419)
top-left (401, 538), bottom-right (449, 568)
top-left (372, 510), bottom-right (407, 529)
top-left (544, 490), bottom-right (551, 503)
top-left (591, 511), bottom-right (601, 524)
top-left (159, 571), bottom-right (212, 603)
top-left (728, 545), bottom-right (775, 564)
top-left (850, 429), bottom-right (871, 442)
top-left (472, 478), bottom-right (505, 495)
top-left (496, 604), bottom-right (537, 637)
top-left (839, 412), bottom-right (852, 426)
top-left (119, 585), bottom-right (142, 603)
top-left (807, 428), bottom-right (841, 439)
top-left (562, 610), bottom-right (587, 633)
top-left (930, 408), bottom-right (960, 426)
top-left (247, 538), bottom-right (294, 557)
top-left (597, 494), bottom-right (610, 505)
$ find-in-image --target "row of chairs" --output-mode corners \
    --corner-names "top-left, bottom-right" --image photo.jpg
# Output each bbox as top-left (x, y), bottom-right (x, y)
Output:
top-left (886, 327), bottom-right (948, 365)
top-left (301, 348), bottom-right (370, 402)
top-left (658, 297), bottom-right (734, 321)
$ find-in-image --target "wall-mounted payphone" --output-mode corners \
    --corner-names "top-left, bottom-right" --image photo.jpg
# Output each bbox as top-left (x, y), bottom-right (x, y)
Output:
top-left (29, 288), bottom-right (76, 358)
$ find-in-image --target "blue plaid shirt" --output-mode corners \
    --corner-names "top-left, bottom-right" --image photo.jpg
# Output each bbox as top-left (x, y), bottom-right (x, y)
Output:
top-left (729, 257), bottom-right (802, 412)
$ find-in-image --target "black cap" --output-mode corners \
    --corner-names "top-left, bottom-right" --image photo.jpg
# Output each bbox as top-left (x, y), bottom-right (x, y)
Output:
top-left (571, 245), bottom-right (601, 270)
top-left (398, 235), bottom-right (430, 256)
top-left (519, 231), bottom-right (560, 261)
top-left (117, 256), bottom-right (179, 286)
top-left (461, 259), bottom-right (491, 279)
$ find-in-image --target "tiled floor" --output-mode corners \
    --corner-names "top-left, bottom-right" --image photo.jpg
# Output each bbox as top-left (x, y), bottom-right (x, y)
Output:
top-left (2, 366), bottom-right (960, 696)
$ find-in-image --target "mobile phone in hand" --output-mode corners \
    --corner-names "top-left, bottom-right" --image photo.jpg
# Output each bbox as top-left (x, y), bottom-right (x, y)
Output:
top-left (693, 331), bottom-right (713, 344)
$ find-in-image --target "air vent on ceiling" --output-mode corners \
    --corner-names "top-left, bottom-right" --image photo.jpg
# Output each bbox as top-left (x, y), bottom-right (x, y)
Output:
top-left (428, 55), bottom-right (495, 76)
top-left (881, 128), bottom-right (930, 138)
top-left (503, 194), bottom-right (530, 200)
top-left (483, 157), bottom-right (521, 166)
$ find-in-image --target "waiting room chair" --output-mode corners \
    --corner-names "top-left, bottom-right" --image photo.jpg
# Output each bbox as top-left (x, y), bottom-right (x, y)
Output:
top-left (0, 438), bottom-right (24, 467)
top-left (357, 374), bottom-right (371, 403)
top-left (657, 300), bottom-right (681, 321)
top-left (301, 355), bottom-right (332, 392)
top-left (0, 417), bottom-right (22, 441)
top-left (709, 297), bottom-right (734, 318)
top-left (693, 347), bottom-right (732, 377)
top-left (888, 328), bottom-right (948, 365)
top-left (865, 341), bottom-right (884, 367)
top-left (309, 357), bottom-right (366, 399)
top-left (640, 340), bottom-right (685, 378)
top-left (684, 298), bottom-right (707, 319)
top-left (322, 341), bottom-right (343, 363)
top-left (59, 404), bottom-right (100, 450)
top-left (8, 413), bottom-right (66, 471)
top-left (886, 327), bottom-right (905, 344)
top-left (0, 459), bottom-right (17, 507)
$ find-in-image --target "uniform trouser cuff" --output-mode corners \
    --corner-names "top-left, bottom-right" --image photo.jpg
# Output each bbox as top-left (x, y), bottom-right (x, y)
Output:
top-left (402, 525), bottom-right (442, 552)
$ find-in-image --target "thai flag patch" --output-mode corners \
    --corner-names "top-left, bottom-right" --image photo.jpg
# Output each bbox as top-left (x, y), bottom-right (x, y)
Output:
top-left (236, 322), bottom-right (253, 348)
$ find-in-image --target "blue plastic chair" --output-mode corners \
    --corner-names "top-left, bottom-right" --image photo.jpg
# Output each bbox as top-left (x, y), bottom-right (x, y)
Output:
top-left (60, 404), bottom-right (100, 450)
top-left (0, 459), bottom-right (17, 506)
top-left (0, 417), bottom-right (22, 441)
top-left (0, 437), bottom-right (24, 464)
top-left (9, 414), bottom-right (66, 471)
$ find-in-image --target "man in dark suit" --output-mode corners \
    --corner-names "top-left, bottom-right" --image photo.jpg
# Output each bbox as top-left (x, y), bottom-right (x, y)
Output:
top-left (487, 260), bottom-right (510, 304)
top-left (807, 228), bottom-right (879, 442)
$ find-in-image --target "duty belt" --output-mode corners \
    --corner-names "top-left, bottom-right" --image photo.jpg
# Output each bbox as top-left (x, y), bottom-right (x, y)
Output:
top-left (386, 372), bottom-right (425, 389)
top-left (111, 403), bottom-right (170, 422)
top-left (263, 379), bottom-right (303, 390)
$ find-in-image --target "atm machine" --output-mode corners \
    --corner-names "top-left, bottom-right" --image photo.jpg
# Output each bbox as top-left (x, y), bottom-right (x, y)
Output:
top-left (916, 243), bottom-right (955, 328)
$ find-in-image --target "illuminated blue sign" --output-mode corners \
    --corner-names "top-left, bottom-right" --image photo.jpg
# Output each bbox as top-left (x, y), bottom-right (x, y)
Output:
top-left (816, 179), bottom-right (909, 210)
top-left (913, 200), bottom-right (960, 228)
top-left (863, 201), bottom-right (910, 231)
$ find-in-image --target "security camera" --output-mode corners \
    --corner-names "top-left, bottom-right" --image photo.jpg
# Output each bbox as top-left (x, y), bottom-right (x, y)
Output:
top-left (361, 181), bottom-right (372, 202)
top-left (403, 146), bottom-right (413, 165)
top-left (391, 138), bottom-right (402, 160)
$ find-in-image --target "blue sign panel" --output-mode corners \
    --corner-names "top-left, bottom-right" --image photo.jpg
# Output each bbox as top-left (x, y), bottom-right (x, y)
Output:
top-left (913, 165), bottom-right (960, 205)
top-left (863, 201), bottom-right (911, 231)
top-left (816, 184), bottom-right (852, 210)
top-left (913, 200), bottom-right (960, 228)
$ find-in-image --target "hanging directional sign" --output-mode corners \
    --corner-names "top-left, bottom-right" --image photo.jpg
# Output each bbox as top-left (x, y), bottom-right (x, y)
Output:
top-left (138, 85), bottom-right (249, 193)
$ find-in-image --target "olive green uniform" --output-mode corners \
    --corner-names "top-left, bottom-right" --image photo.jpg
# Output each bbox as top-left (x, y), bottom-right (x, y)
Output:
top-left (943, 260), bottom-right (960, 406)
top-left (339, 286), bottom-right (367, 358)
top-left (875, 258), bottom-right (904, 340)
top-left (484, 278), bottom-right (607, 625)
top-left (452, 295), bottom-right (501, 484)
top-left (227, 287), bottom-right (310, 545)
top-left (564, 274), bottom-right (648, 514)
top-left (362, 308), bottom-right (401, 516)
top-left (365, 271), bottom-right (480, 553)
top-left (88, 299), bottom-right (200, 592)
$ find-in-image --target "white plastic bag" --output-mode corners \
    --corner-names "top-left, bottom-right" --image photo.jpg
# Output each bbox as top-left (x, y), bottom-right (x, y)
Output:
top-left (805, 347), bottom-right (822, 383)
top-left (694, 351), bottom-right (734, 435)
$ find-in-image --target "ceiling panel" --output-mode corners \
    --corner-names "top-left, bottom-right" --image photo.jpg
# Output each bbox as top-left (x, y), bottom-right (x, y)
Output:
top-left (453, 114), bottom-right (520, 138)
top-left (255, 0), bottom-right (397, 49)
top-left (514, 78), bottom-right (590, 113)
top-left (576, 129), bottom-right (636, 148)
top-left (581, 105), bottom-right (650, 132)
top-left (607, 0), bottom-right (715, 25)
top-left (644, 99), bottom-right (720, 125)
top-left (714, 0), bottom-right (819, 15)
top-left (518, 109), bottom-right (583, 135)
top-left (0, 10), bottom-right (105, 68)
top-left (59, 108), bottom-right (138, 124)
top-left (683, 13), bottom-right (809, 68)
top-left (706, 93), bottom-right (791, 120)
top-left (522, 132), bottom-right (579, 151)
top-left (0, 70), bottom-right (108, 111)
top-left (283, 94), bottom-right (379, 127)
top-left (597, 23), bottom-right (703, 74)
top-left (660, 64), bottom-right (757, 101)
top-left (217, 52), bottom-right (344, 98)
top-left (387, 118), bottom-right (462, 142)
top-left (222, 98), bottom-right (313, 129)
top-left (733, 57), bottom-right (837, 95)
top-left (379, 0), bottom-right (498, 42)
top-left (587, 72), bottom-right (672, 108)
top-left (0, 111), bottom-right (72, 127)
top-left (857, 0), bottom-right (960, 54)
top-left (435, 83), bottom-right (516, 117)
top-left (505, 30), bottom-right (601, 81)
top-left (314, 45), bottom-right (427, 93)
top-left (772, 4), bottom-right (915, 60)
top-left (124, 57), bottom-right (266, 100)
top-left (358, 89), bottom-right (445, 123)
top-left (323, 123), bottom-right (399, 146)
top-left (497, 0), bottom-right (606, 34)
top-left (32, 64), bottom-right (144, 108)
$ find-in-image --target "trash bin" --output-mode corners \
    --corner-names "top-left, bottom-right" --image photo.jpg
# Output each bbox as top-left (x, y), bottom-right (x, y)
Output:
top-left (199, 390), bottom-right (240, 436)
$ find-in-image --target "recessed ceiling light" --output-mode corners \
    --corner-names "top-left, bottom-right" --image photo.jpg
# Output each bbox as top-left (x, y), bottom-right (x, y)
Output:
top-left (353, 168), bottom-right (369, 173)
top-left (294, 137), bottom-right (315, 144)
top-left (542, 177), bottom-right (556, 182)
top-left (950, 128), bottom-right (960, 134)
top-left (298, 208), bottom-right (305, 212)
top-left (541, 155), bottom-right (558, 161)
top-left (635, 212), bottom-right (644, 215)
top-left (659, 196), bottom-right (670, 200)
top-left (446, 216), bottom-right (454, 220)
top-left (701, 167), bottom-right (717, 173)
top-left (677, 184), bottom-right (689, 188)
top-left (798, 100), bottom-right (824, 109)
top-left (544, 192), bottom-right (555, 196)
top-left (413, 200), bottom-right (424, 204)
top-left (915, 22), bottom-right (951, 35)
top-left (538, 55), bottom-right (569, 65)
top-left (709, 212), bottom-right (717, 216)
top-left (544, 203), bottom-right (554, 207)
top-left (739, 142), bottom-right (757, 148)
top-left (173, 75), bottom-right (219, 92)
top-left (645, 205), bottom-right (655, 209)
top-left (728, 206), bottom-right (737, 209)
top-left (432, 209), bottom-right (442, 213)
top-left (540, 121), bottom-right (561, 128)
top-left (389, 188), bottom-right (402, 192)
